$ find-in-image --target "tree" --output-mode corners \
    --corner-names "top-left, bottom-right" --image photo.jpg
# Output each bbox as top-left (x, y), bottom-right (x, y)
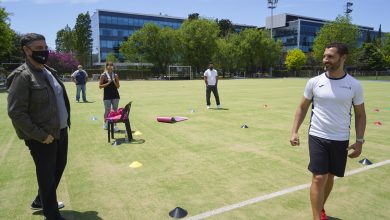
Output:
top-left (188, 13), bottom-right (199, 21)
top-left (74, 12), bottom-right (92, 66)
top-left (285, 49), bottom-right (307, 75)
top-left (6, 31), bottom-right (24, 63)
top-left (213, 33), bottom-right (240, 77)
top-left (357, 43), bottom-right (386, 70)
top-left (382, 33), bottom-right (390, 56)
top-left (47, 51), bottom-right (79, 73)
top-left (55, 25), bottom-right (74, 53)
top-left (235, 28), bottom-right (282, 76)
top-left (312, 16), bottom-right (359, 65)
top-left (384, 55), bottom-right (390, 69)
top-left (120, 23), bottom-right (180, 74)
top-left (105, 53), bottom-right (118, 62)
top-left (179, 18), bottom-right (219, 73)
top-left (217, 19), bottom-right (234, 38)
top-left (0, 6), bottom-right (14, 60)
top-left (364, 30), bottom-right (372, 43)
top-left (375, 24), bottom-right (382, 47)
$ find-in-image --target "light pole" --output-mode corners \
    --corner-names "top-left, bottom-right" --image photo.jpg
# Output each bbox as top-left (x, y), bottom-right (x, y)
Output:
top-left (267, 0), bottom-right (278, 39)
top-left (345, 1), bottom-right (353, 19)
top-left (267, 0), bottom-right (278, 77)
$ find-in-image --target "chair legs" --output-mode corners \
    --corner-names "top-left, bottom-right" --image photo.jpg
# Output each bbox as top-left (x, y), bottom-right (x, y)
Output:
top-left (107, 120), bottom-right (132, 143)
top-left (124, 120), bottom-right (133, 142)
top-left (110, 122), bottom-right (114, 139)
top-left (107, 121), bottom-right (115, 143)
top-left (107, 123), bottom-right (110, 143)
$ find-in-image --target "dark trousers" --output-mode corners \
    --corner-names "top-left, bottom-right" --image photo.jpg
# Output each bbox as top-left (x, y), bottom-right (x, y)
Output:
top-left (25, 128), bottom-right (68, 220)
top-left (206, 85), bottom-right (220, 106)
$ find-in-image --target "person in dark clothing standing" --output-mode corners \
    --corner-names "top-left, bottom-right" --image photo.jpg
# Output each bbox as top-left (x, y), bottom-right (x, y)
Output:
top-left (71, 64), bottom-right (88, 102)
top-left (7, 33), bottom-right (70, 220)
top-left (99, 61), bottom-right (120, 131)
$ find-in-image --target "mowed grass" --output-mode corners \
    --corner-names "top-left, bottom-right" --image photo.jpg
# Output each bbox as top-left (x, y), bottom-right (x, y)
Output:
top-left (0, 78), bottom-right (389, 220)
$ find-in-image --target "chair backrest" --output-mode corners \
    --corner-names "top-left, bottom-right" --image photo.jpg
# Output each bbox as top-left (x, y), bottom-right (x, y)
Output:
top-left (120, 101), bottom-right (132, 120)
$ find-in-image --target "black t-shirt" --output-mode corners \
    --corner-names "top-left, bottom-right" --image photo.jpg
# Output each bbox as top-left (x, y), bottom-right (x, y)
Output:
top-left (102, 72), bottom-right (120, 100)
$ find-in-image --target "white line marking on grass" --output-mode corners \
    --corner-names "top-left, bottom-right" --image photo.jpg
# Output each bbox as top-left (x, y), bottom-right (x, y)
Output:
top-left (187, 159), bottom-right (390, 220)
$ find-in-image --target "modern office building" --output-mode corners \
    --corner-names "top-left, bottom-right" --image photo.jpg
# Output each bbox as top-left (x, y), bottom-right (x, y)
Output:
top-left (92, 10), bottom-right (184, 63)
top-left (265, 13), bottom-right (378, 52)
top-left (92, 9), bottom-right (255, 63)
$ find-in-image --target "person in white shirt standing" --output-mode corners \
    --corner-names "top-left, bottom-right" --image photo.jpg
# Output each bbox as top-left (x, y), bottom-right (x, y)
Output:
top-left (290, 42), bottom-right (366, 220)
top-left (204, 61), bottom-right (221, 109)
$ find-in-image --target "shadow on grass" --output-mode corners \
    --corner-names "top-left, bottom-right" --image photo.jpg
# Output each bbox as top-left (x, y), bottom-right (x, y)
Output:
top-left (76, 100), bottom-right (96, 104)
top-left (114, 130), bottom-right (140, 134)
top-left (112, 138), bottom-right (145, 145)
top-left (209, 108), bottom-right (229, 110)
top-left (328, 216), bottom-right (342, 220)
top-left (33, 210), bottom-right (103, 219)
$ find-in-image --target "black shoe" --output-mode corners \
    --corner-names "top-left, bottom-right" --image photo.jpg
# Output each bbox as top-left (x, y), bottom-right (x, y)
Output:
top-left (31, 200), bottom-right (65, 210)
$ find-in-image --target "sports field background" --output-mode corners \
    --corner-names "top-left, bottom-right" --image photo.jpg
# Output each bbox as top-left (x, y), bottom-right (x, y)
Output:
top-left (0, 78), bottom-right (389, 219)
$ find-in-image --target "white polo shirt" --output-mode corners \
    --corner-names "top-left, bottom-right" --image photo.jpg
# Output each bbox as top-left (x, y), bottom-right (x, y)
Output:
top-left (204, 69), bottom-right (218, 86)
top-left (304, 72), bottom-right (364, 141)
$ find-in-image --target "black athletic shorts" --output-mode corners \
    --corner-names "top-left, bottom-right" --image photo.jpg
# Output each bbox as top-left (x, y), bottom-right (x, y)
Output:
top-left (308, 135), bottom-right (349, 177)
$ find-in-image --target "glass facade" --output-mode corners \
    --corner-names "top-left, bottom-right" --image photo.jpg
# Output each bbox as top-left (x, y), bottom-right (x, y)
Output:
top-left (92, 10), bottom-right (184, 63)
top-left (269, 14), bottom-right (378, 52)
top-left (92, 10), bottom-right (256, 63)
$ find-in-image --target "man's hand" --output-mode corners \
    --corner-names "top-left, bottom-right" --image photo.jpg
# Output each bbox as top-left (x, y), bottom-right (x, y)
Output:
top-left (42, 134), bottom-right (54, 144)
top-left (347, 142), bottom-right (363, 158)
top-left (290, 133), bottom-right (300, 146)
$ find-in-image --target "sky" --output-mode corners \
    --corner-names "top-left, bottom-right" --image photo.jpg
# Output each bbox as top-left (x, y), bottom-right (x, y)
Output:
top-left (2, 0), bottom-right (390, 49)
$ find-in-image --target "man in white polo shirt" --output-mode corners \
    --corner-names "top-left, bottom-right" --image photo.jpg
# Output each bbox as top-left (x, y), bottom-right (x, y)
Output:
top-left (290, 42), bottom-right (366, 220)
top-left (204, 61), bottom-right (221, 109)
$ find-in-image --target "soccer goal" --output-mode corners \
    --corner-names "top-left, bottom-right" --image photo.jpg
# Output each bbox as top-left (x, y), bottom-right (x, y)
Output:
top-left (167, 65), bottom-right (193, 80)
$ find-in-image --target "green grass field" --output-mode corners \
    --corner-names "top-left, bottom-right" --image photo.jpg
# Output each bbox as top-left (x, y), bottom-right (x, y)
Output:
top-left (1, 78), bottom-right (389, 220)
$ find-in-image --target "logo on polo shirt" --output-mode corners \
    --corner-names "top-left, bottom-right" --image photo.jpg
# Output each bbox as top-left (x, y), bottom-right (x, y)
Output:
top-left (340, 85), bottom-right (352, 90)
top-left (319, 84), bottom-right (325, 88)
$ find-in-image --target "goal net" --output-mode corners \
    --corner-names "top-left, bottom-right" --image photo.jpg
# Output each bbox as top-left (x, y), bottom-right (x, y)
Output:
top-left (167, 65), bottom-right (193, 80)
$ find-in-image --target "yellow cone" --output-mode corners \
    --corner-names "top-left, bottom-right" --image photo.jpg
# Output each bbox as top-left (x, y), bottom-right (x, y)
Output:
top-left (129, 161), bottom-right (143, 168)
top-left (134, 131), bottom-right (142, 136)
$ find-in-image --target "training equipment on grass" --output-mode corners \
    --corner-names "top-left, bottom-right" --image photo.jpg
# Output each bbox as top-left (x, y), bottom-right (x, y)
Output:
top-left (374, 121), bottom-right (382, 126)
top-left (359, 158), bottom-right (373, 165)
top-left (157, 116), bottom-right (188, 123)
top-left (129, 161), bottom-right (143, 168)
top-left (133, 131), bottom-right (142, 136)
top-left (169, 207), bottom-right (188, 218)
top-left (190, 109), bottom-right (195, 113)
top-left (373, 108), bottom-right (380, 112)
top-left (91, 116), bottom-right (97, 121)
top-left (241, 124), bottom-right (249, 128)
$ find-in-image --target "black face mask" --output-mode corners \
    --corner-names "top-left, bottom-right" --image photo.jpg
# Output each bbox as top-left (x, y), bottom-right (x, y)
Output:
top-left (30, 50), bottom-right (49, 64)
top-left (209, 67), bottom-right (213, 70)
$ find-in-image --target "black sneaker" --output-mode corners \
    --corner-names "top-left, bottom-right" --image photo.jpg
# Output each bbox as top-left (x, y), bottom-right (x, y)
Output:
top-left (31, 200), bottom-right (65, 210)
